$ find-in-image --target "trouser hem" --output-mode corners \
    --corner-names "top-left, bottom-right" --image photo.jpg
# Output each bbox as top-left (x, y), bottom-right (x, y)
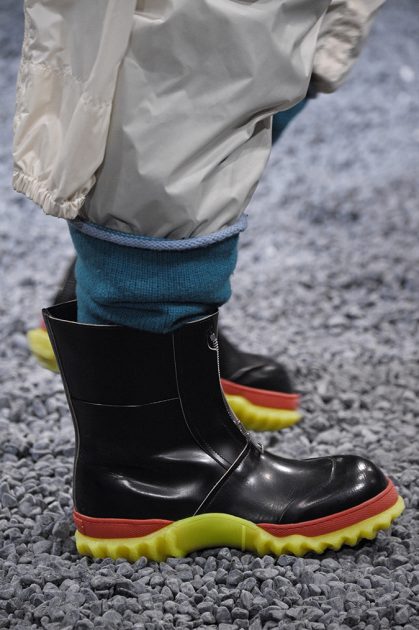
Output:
top-left (69, 215), bottom-right (247, 251)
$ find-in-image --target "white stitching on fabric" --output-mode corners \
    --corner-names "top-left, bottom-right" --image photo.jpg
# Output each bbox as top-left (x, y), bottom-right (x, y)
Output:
top-left (19, 60), bottom-right (112, 111)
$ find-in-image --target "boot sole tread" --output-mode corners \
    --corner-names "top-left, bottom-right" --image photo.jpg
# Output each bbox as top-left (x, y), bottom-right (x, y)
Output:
top-left (75, 495), bottom-right (404, 562)
top-left (226, 394), bottom-right (301, 431)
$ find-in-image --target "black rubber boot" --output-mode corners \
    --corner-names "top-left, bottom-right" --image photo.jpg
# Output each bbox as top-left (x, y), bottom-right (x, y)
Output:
top-left (219, 332), bottom-right (301, 431)
top-left (30, 256), bottom-right (300, 430)
top-left (43, 300), bottom-right (403, 562)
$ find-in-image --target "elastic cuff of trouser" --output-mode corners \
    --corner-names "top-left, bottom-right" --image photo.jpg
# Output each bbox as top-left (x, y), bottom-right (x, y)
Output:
top-left (69, 215), bottom-right (247, 251)
top-left (68, 224), bottom-right (239, 334)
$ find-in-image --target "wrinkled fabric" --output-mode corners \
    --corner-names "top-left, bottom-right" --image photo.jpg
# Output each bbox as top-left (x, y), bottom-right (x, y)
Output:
top-left (13, 0), bottom-right (137, 218)
top-left (13, 0), bottom-right (383, 241)
top-left (80, 0), bottom-right (331, 239)
top-left (312, 0), bottom-right (386, 93)
top-left (13, 0), bottom-right (329, 239)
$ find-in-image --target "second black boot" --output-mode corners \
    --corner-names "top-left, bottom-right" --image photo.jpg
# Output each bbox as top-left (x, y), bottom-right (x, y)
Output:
top-left (43, 301), bottom-right (403, 562)
top-left (219, 331), bottom-right (301, 431)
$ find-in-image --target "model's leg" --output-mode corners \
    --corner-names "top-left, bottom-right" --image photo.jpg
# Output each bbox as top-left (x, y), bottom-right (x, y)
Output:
top-left (16, 0), bottom-right (403, 561)
top-left (26, 0), bottom-right (327, 427)
top-left (66, 0), bottom-right (329, 334)
top-left (23, 0), bottom-right (392, 436)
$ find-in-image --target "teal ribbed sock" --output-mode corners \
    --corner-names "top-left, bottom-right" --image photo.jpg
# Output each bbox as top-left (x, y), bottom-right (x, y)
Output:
top-left (272, 98), bottom-right (308, 144)
top-left (69, 224), bottom-right (239, 333)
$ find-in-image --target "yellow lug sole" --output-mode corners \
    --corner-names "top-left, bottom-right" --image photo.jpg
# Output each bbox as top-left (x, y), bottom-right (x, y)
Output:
top-left (27, 328), bottom-right (59, 373)
top-left (225, 394), bottom-right (302, 431)
top-left (75, 495), bottom-right (404, 562)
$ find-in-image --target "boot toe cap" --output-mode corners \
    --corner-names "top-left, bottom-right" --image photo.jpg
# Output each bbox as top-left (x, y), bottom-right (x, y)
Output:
top-left (332, 454), bottom-right (388, 508)
top-left (281, 455), bottom-right (388, 524)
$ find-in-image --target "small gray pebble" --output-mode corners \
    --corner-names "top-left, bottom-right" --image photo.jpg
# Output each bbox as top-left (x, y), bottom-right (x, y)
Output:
top-left (1, 492), bottom-right (17, 508)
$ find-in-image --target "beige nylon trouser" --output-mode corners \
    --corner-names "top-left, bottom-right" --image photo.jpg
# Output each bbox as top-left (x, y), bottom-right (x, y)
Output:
top-left (14, 0), bottom-right (330, 242)
top-left (82, 0), bottom-right (331, 240)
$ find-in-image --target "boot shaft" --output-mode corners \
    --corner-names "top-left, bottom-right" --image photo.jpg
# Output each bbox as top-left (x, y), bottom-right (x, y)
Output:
top-left (43, 301), bottom-right (177, 405)
top-left (43, 302), bottom-right (248, 519)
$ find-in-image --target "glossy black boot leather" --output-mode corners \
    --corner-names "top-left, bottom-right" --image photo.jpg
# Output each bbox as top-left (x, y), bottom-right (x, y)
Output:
top-left (43, 301), bottom-right (401, 559)
top-left (218, 330), bottom-right (301, 431)
top-left (219, 331), bottom-right (293, 394)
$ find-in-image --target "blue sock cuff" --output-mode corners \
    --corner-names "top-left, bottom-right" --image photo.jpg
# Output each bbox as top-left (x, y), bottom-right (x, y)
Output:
top-left (272, 98), bottom-right (308, 144)
top-left (69, 224), bottom-right (239, 333)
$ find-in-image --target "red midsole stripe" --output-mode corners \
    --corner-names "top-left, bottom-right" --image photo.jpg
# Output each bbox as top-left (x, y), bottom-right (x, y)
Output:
top-left (258, 479), bottom-right (397, 537)
top-left (74, 480), bottom-right (397, 539)
top-left (221, 378), bottom-right (299, 411)
top-left (73, 514), bottom-right (172, 539)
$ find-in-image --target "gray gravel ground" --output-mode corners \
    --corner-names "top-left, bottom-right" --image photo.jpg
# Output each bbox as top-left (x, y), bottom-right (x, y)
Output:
top-left (1, 1), bottom-right (419, 628)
